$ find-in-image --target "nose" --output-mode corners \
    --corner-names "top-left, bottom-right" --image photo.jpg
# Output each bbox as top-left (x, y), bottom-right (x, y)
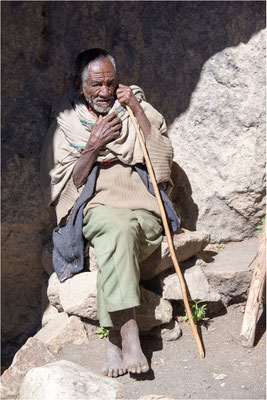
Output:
top-left (99, 84), bottom-right (109, 98)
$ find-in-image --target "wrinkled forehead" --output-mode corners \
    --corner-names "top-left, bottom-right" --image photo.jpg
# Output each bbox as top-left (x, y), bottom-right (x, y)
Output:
top-left (87, 59), bottom-right (116, 81)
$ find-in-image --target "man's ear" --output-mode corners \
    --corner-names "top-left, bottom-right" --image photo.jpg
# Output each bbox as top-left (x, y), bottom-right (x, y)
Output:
top-left (73, 75), bottom-right (83, 94)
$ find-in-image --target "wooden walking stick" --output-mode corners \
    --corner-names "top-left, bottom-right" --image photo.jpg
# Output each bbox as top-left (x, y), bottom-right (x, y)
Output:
top-left (126, 105), bottom-right (205, 358)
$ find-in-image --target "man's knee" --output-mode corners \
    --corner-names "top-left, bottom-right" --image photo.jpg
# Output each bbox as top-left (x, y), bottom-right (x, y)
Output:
top-left (103, 215), bottom-right (139, 241)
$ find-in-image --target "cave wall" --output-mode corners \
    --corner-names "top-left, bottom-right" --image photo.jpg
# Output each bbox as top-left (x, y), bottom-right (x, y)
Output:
top-left (1, 1), bottom-right (265, 358)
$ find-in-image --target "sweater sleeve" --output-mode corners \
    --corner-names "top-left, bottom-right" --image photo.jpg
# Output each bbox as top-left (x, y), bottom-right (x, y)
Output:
top-left (141, 101), bottom-right (173, 184)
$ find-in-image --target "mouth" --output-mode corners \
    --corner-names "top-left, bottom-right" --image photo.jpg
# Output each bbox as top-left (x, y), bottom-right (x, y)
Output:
top-left (96, 98), bottom-right (112, 105)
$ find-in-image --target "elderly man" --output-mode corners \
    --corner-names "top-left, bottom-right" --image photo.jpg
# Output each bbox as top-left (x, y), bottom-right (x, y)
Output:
top-left (41, 48), bottom-right (179, 377)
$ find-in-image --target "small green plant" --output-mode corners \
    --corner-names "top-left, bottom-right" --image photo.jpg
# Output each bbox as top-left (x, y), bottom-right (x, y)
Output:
top-left (96, 326), bottom-right (109, 339)
top-left (256, 216), bottom-right (265, 234)
top-left (216, 243), bottom-right (223, 251)
top-left (182, 300), bottom-right (207, 324)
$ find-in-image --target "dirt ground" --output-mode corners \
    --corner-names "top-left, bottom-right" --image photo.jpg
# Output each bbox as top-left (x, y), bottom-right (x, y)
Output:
top-left (52, 303), bottom-right (266, 400)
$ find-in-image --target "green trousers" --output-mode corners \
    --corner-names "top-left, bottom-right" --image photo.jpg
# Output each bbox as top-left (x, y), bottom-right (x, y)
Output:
top-left (82, 206), bottom-right (163, 328)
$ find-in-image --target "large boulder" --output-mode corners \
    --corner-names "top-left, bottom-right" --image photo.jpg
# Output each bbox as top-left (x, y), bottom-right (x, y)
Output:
top-left (0, 337), bottom-right (56, 399)
top-left (46, 272), bottom-right (173, 332)
top-left (35, 313), bottom-right (89, 346)
top-left (199, 238), bottom-right (258, 305)
top-left (137, 287), bottom-right (173, 332)
top-left (18, 360), bottom-right (124, 400)
top-left (169, 28), bottom-right (266, 243)
top-left (161, 237), bottom-right (258, 306)
top-left (140, 229), bottom-right (210, 280)
top-left (161, 265), bottom-right (221, 302)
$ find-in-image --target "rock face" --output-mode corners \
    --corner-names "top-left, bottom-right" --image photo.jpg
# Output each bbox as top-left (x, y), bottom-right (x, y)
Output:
top-left (18, 360), bottom-right (124, 400)
top-left (169, 28), bottom-right (266, 243)
top-left (2, 1), bottom-right (265, 363)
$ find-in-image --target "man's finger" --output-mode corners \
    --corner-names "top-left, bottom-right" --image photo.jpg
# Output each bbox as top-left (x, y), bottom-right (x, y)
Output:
top-left (104, 112), bottom-right (118, 121)
top-left (95, 115), bottom-right (103, 125)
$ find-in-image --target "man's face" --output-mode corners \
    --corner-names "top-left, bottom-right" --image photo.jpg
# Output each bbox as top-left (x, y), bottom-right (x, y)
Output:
top-left (82, 59), bottom-right (117, 115)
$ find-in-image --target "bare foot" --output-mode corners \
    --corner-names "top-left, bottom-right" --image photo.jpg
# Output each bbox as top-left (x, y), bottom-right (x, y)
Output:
top-left (102, 329), bottom-right (127, 378)
top-left (121, 312), bottom-right (149, 374)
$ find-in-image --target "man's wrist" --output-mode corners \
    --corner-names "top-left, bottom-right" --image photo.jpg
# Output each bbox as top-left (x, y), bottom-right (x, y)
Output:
top-left (132, 103), bottom-right (144, 117)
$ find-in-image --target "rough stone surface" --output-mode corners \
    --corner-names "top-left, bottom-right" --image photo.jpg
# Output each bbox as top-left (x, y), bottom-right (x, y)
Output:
top-left (40, 239), bottom-right (54, 276)
top-left (47, 272), bottom-right (172, 331)
top-left (2, 1), bottom-right (265, 364)
top-left (47, 273), bottom-right (63, 312)
top-left (47, 271), bottom-right (98, 320)
top-left (162, 237), bottom-right (258, 305)
top-left (161, 265), bottom-right (221, 302)
top-left (137, 287), bottom-right (173, 332)
top-left (137, 397), bottom-right (174, 400)
top-left (169, 28), bottom-right (266, 243)
top-left (0, 337), bottom-right (56, 399)
top-left (140, 229), bottom-right (210, 280)
top-left (199, 237), bottom-right (258, 305)
top-left (41, 303), bottom-right (60, 327)
top-left (58, 271), bottom-right (98, 321)
top-left (35, 313), bottom-right (89, 346)
top-left (145, 320), bottom-right (182, 342)
top-left (18, 360), bottom-right (124, 400)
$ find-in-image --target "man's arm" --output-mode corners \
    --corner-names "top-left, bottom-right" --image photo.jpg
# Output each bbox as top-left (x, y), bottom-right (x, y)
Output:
top-left (72, 112), bottom-right (122, 188)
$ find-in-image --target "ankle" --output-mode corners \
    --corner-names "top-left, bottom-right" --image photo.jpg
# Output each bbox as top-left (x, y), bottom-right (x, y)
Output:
top-left (109, 328), bottom-right (122, 346)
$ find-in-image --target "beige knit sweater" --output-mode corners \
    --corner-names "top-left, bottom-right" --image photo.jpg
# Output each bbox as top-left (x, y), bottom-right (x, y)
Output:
top-left (84, 114), bottom-right (174, 215)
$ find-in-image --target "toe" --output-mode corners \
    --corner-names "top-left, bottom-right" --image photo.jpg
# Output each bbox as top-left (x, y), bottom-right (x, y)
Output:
top-left (118, 368), bottom-right (126, 376)
top-left (109, 369), bottom-right (118, 378)
top-left (141, 363), bottom-right (149, 373)
top-left (136, 365), bottom-right (142, 374)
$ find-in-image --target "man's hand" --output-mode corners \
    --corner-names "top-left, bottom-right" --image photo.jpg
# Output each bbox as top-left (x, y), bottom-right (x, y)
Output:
top-left (116, 83), bottom-right (151, 140)
top-left (73, 112), bottom-right (121, 188)
top-left (88, 112), bottom-right (122, 151)
top-left (116, 84), bottom-right (142, 116)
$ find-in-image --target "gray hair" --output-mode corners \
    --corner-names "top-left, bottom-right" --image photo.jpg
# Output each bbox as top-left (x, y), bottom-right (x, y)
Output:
top-left (81, 55), bottom-right (116, 85)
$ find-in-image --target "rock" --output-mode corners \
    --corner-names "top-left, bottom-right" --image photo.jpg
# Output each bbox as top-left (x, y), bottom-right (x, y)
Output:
top-left (0, 337), bottom-right (56, 399)
top-left (160, 321), bottom-right (182, 341)
top-left (146, 320), bottom-right (182, 341)
top-left (88, 245), bottom-right (98, 271)
top-left (199, 238), bottom-right (258, 305)
top-left (140, 229), bottom-right (210, 280)
top-left (41, 303), bottom-right (60, 327)
top-left (18, 360), bottom-right (124, 400)
top-left (47, 273), bottom-right (63, 312)
top-left (35, 313), bottom-right (89, 346)
top-left (137, 287), bottom-right (173, 332)
top-left (169, 28), bottom-right (266, 242)
top-left (161, 265), bottom-right (221, 302)
top-left (58, 271), bottom-right (98, 321)
top-left (137, 397), bottom-right (175, 400)
top-left (41, 239), bottom-right (54, 276)
top-left (47, 272), bottom-right (172, 331)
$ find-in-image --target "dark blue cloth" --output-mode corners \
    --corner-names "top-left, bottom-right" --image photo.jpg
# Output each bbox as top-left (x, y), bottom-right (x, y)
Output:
top-left (52, 163), bottom-right (179, 282)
